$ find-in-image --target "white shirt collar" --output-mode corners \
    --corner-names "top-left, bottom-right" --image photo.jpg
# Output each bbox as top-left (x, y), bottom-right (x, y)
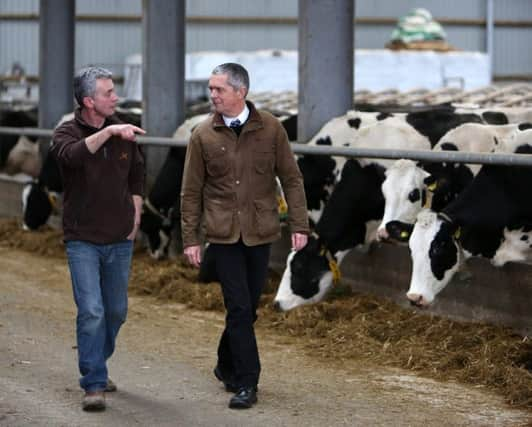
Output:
top-left (222, 104), bottom-right (249, 127)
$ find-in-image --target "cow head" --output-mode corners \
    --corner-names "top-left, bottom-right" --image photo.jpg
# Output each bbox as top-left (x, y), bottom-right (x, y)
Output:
top-left (377, 159), bottom-right (431, 241)
top-left (273, 235), bottom-right (346, 311)
top-left (407, 210), bottom-right (462, 307)
top-left (21, 182), bottom-right (59, 230)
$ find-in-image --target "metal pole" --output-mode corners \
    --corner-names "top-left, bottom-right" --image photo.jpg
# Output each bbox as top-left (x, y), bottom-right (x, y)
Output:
top-left (142, 0), bottom-right (186, 190)
top-left (38, 0), bottom-right (75, 153)
top-left (3, 126), bottom-right (532, 168)
top-left (486, 0), bottom-right (494, 82)
top-left (298, 0), bottom-right (354, 143)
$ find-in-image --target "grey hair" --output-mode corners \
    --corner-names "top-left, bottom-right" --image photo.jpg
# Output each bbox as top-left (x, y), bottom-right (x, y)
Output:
top-left (74, 66), bottom-right (113, 108)
top-left (212, 63), bottom-right (249, 96)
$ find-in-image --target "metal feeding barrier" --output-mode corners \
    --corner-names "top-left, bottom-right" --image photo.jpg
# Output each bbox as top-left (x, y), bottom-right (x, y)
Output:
top-left (1, 125), bottom-right (532, 167)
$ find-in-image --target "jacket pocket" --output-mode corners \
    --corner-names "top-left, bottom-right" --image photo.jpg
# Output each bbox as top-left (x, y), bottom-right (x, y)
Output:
top-left (205, 145), bottom-right (230, 177)
top-left (253, 146), bottom-right (275, 175)
top-left (204, 199), bottom-right (234, 238)
top-left (254, 196), bottom-right (281, 238)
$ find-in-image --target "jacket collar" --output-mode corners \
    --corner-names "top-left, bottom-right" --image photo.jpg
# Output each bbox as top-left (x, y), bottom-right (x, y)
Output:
top-left (212, 101), bottom-right (263, 133)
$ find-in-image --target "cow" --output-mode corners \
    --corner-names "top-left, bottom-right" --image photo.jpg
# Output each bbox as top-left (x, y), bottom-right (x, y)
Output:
top-left (21, 143), bottom-right (63, 230)
top-left (406, 127), bottom-right (532, 307)
top-left (0, 107), bottom-right (40, 177)
top-left (273, 119), bottom-right (432, 311)
top-left (271, 107), bottom-right (532, 311)
top-left (377, 122), bottom-right (530, 242)
top-left (140, 146), bottom-right (186, 259)
top-left (21, 113), bottom-right (74, 230)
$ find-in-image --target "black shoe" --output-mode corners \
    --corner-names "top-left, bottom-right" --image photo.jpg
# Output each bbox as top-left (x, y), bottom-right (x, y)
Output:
top-left (213, 366), bottom-right (238, 393)
top-left (229, 387), bottom-right (257, 409)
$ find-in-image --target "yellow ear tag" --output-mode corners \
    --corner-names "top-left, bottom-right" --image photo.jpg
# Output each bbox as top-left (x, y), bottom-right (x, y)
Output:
top-left (329, 259), bottom-right (341, 283)
top-left (454, 227), bottom-right (461, 240)
top-left (427, 182), bottom-right (437, 192)
top-left (48, 192), bottom-right (58, 213)
top-left (277, 195), bottom-right (288, 220)
top-left (400, 230), bottom-right (410, 240)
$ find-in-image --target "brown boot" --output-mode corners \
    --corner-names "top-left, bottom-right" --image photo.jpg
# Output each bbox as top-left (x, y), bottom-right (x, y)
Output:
top-left (82, 391), bottom-right (106, 411)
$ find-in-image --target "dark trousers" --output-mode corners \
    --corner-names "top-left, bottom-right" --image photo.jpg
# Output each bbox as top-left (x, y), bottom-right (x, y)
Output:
top-left (210, 239), bottom-right (271, 388)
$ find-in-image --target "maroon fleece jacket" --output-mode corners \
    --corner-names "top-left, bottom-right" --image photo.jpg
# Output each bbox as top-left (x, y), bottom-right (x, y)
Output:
top-left (51, 109), bottom-right (145, 244)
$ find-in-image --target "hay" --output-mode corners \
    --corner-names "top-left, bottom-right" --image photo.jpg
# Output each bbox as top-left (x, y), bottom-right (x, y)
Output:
top-left (0, 217), bottom-right (530, 408)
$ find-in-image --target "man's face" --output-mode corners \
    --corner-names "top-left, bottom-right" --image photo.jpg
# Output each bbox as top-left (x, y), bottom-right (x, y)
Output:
top-left (208, 73), bottom-right (245, 117)
top-left (87, 78), bottom-right (118, 117)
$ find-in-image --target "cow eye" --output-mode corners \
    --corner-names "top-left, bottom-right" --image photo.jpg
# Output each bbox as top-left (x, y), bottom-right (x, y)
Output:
top-left (408, 188), bottom-right (421, 203)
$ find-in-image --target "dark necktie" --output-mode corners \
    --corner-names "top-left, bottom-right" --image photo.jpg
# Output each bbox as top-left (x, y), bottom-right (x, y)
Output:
top-left (229, 119), bottom-right (242, 136)
top-left (230, 119), bottom-right (241, 128)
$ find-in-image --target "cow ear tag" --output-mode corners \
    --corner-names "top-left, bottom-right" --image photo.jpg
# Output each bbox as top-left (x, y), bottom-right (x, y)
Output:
top-left (277, 195), bottom-right (288, 221)
top-left (329, 259), bottom-right (341, 283)
top-left (453, 227), bottom-right (461, 240)
top-left (427, 181), bottom-right (437, 192)
top-left (400, 230), bottom-right (410, 240)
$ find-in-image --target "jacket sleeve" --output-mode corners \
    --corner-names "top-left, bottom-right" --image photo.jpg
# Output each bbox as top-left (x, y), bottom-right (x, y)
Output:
top-left (50, 125), bottom-right (91, 168)
top-left (180, 130), bottom-right (205, 248)
top-left (128, 143), bottom-right (145, 197)
top-left (274, 123), bottom-right (310, 235)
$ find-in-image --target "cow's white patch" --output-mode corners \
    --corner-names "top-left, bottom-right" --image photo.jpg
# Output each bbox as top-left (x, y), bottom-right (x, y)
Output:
top-left (492, 228), bottom-right (532, 267)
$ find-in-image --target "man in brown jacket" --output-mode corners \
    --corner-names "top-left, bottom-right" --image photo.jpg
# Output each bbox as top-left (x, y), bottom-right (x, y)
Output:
top-left (181, 63), bottom-right (309, 409)
top-left (51, 67), bottom-right (145, 411)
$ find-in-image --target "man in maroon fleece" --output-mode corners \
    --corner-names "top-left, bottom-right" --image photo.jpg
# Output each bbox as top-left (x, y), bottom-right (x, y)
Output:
top-left (51, 67), bottom-right (145, 411)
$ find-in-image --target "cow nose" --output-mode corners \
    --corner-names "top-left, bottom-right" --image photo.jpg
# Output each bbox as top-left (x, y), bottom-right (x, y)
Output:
top-left (376, 227), bottom-right (389, 242)
top-left (406, 293), bottom-right (424, 307)
top-left (272, 301), bottom-right (282, 312)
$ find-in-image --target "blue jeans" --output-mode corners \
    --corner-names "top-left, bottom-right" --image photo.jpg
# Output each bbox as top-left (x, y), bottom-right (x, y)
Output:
top-left (65, 240), bottom-right (133, 392)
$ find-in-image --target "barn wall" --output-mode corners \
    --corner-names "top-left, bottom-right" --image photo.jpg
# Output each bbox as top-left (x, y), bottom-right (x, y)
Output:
top-left (0, 0), bottom-right (531, 81)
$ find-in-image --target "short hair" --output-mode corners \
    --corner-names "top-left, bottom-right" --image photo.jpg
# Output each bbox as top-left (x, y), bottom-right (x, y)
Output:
top-left (74, 66), bottom-right (113, 108)
top-left (211, 63), bottom-right (250, 96)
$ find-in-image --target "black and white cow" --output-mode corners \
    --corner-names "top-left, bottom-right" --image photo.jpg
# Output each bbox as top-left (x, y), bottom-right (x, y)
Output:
top-left (377, 122), bottom-right (530, 242)
top-left (406, 127), bottom-right (532, 306)
top-left (272, 107), bottom-right (532, 311)
top-left (21, 113), bottom-right (74, 230)
top-left (22, 144), bottom-right (63, 229)
top-left (273, 119), bottom-right (432, 311)
top-left (140, 146), bottom-right (186, 259)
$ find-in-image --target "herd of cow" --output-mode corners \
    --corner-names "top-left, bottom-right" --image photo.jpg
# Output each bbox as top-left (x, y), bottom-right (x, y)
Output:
top-left (2, 103), bottom-right (532, 313)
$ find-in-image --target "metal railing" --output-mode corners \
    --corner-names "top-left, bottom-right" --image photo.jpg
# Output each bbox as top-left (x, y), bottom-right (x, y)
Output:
top-left (1, 125), bottom-right (532, 167)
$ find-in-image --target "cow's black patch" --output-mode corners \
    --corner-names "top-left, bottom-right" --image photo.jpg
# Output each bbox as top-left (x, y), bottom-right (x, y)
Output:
top-left (494, 137), bottom-right (499, 145)
top-left (406, 110), bottom-right (483, 147)
top-left (521, 234), bottom-right (529, 241)
top-left (482, 111), bottom-right (509, 125)
top-left (289, 237), bottom-right (329, 298)
top-left (518, 122), bottom-right (532, 131)
top-left (316, 136), bottom-right (332, 146)
top-left (297, 153), bottom-right (336, 210)
top-left (515, 144), bottom-right (532, 155)
top-left (429, 221), bottom-right (459, 280)
top-left (347, 118), bottom-right (361, 129)
top-left (377, 112), bottom-right (393, 121)
top-left (280, 114), bottom-right (298, 141)
top-left (440, 142), bottom-right (458, 151)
